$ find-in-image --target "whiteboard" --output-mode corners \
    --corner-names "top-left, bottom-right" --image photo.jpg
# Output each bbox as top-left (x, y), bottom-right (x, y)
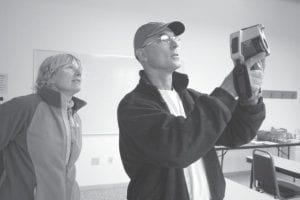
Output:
top-left (33, 49), bottom-right (141, 134)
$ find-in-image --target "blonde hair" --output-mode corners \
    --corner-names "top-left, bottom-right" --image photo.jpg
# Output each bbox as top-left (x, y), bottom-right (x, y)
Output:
top-left (35, 53), bottom-right (81, 91)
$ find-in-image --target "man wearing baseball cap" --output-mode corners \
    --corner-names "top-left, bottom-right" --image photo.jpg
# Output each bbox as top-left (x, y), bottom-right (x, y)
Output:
top-left (118, 21), bottom-right (266, 200)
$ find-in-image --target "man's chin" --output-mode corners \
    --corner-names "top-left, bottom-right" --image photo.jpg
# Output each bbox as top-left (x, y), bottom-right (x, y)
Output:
top-left (173, 61), bottom-right (182, 69)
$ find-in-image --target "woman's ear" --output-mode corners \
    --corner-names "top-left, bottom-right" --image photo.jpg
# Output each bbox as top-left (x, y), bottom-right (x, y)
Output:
top-left (46, 74), bottom-right (56, 87)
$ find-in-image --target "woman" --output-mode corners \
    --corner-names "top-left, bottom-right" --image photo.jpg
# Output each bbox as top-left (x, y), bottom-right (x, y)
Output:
top-left (0, 54), bottom-right (86, 200)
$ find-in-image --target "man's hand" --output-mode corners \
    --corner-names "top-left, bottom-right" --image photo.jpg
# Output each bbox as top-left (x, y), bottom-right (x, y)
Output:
top-left (220, 52), bottom-right (266, 103)
top-left (242, 52), bottom-right (266, 105)
top-left (220, 71), bottom-right (238, 99)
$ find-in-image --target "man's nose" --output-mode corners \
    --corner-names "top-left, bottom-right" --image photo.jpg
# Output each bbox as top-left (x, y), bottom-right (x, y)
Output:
top-left (170, 39), bottom-right (179, 49)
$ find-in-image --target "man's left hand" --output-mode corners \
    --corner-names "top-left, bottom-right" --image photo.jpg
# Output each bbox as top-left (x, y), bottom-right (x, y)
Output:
top-left (242, 52), bottom-right (266, 105)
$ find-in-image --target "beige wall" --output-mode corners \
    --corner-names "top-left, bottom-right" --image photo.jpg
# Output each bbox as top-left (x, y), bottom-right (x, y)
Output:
top-left (1, 0), bottom-right (300, 186)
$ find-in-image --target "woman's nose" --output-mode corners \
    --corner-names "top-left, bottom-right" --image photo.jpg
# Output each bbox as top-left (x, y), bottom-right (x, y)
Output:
top-left (74, 70), bottom-right (82, 77)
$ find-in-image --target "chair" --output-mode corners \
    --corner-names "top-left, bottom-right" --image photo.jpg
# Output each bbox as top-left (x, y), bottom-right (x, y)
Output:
top-left (252, 149), bottom-right (300, 199)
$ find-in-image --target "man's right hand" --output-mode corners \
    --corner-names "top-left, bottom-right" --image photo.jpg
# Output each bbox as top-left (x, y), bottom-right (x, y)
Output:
top-left (220, 71), bottom-right (238, 99)
top-left (220, 52), bottom-right (266, 101)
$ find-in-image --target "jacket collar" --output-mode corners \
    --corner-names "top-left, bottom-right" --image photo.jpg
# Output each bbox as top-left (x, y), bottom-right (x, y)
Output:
top-left (37, 87), bottom-right (86, 112)
top-left (137, 70), bottom-right (189, 95)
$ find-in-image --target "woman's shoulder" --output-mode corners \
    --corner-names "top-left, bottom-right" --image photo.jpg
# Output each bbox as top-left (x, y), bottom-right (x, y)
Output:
top-left (1, 93), bottom-right (42, 112)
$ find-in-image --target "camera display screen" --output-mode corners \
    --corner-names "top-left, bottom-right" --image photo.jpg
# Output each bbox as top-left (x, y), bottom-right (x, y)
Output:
top-left (242, 37), bottom-right (265, 60)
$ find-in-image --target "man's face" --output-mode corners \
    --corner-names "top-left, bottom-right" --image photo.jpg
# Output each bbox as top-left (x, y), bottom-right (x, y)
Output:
top-left (49, 60), bottom-right (82, 96)
top-left (142, 29), bottom-right (181, 73)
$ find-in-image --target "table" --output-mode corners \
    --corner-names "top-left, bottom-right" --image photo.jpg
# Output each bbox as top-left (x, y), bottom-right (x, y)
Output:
top-left (224, 178), bottom-right (274, 200)
top-left (246, 155), bottom-right (300, 188)
top-left (215, 140), bottom-right (300, 170)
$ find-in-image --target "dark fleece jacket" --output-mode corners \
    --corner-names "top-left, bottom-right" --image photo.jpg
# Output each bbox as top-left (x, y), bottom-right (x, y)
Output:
top-left (118, 70), bottom-right (265, 200)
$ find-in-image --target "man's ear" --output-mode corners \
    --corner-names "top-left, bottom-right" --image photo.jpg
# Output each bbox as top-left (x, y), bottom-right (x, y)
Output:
top-left (135, 48), bottom-right (147, 62)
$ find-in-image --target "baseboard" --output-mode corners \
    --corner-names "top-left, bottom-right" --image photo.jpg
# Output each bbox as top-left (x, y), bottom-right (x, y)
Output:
top-left (80, 171), bottom-right (252, 191)
top-left (80, 182), bottom-right (128, 191)
top-left (224, 170), bottom-right (251, 177)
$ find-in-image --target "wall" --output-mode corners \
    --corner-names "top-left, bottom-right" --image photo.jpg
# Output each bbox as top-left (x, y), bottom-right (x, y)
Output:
top-left (1, 0), bottom-right (300, 186)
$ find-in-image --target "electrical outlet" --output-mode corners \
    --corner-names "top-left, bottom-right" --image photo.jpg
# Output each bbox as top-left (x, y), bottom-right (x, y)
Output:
top-left (91, 157), bottom-right (100, 165)
top-left (107, 157), bottom-right (113, 164)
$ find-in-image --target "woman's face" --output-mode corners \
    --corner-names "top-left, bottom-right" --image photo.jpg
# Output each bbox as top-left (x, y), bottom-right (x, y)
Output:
top-left (49, 60), bottom-right (82, 97)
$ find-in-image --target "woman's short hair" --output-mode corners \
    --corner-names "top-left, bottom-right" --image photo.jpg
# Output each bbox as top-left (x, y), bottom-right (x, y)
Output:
top-left (35, 53), bottom-right (81, 91)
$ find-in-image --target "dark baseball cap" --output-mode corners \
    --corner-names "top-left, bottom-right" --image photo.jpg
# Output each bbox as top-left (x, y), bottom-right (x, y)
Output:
top-left (134, 21), bottom-right (185, 53)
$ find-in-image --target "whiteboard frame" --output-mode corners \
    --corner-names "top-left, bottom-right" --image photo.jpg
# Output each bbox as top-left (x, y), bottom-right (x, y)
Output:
top-left (33, 49), bottom-right (141, 135)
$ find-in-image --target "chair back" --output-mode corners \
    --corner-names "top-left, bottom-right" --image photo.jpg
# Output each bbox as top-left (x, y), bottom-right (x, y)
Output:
top-left (252, 149), bottom-right (281, 198)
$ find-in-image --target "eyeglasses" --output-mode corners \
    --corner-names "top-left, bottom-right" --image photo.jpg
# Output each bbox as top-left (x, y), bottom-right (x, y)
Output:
top-left (142, 34), bottom-right (181, 47)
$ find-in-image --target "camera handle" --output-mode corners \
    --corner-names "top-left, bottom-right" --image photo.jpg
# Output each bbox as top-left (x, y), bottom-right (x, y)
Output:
top-left (233, 60), bottom-right (252, 100)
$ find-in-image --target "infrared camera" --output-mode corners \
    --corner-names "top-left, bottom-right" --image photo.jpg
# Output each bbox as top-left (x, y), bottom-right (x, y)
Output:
top-left (230, 24), bottom-right (270, 100)
top-left (230, 24), bottom-right (270, 62)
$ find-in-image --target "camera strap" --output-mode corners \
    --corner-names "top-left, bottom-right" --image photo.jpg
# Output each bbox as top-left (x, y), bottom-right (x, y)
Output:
top-left (233, 62), bottom-right (252, 100)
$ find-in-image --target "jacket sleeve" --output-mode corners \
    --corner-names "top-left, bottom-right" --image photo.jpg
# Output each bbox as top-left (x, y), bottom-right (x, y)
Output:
top-left (215, 95), bottom-right (266, 147)
top-left (0, 96), bottom-right (37, 150)
top-left (118, 89), bottom-right (236, 168)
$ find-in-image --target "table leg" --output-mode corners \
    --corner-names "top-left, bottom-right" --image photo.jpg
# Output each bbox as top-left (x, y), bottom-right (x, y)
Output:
top-left (221, 150), bottom-right (224, 171)
top-left (250, 162), bottom-right (253, 188)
